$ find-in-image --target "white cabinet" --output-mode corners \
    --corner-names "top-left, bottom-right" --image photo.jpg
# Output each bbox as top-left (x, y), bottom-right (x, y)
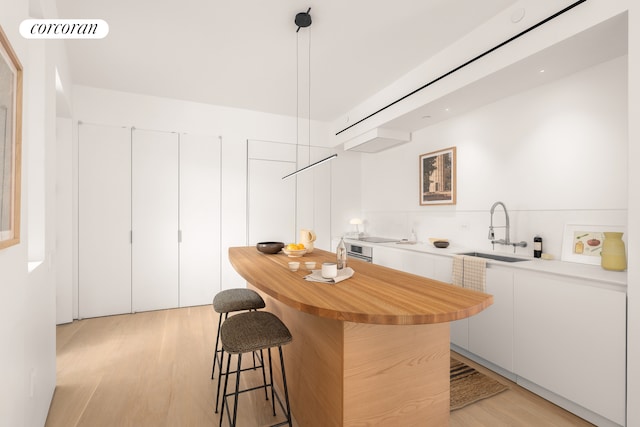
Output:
top-left (131, 129), bottom-right (179, 312)
top-left (514, 272), bottom-right (626, 426)
top-left (179, 134), bottom-right (222, 306)
top-left (79, 125), bottom-right (222, 317)
top-left (78, 124), bottom-right (132, 318)
top-left (376, 248), bottom-right (471, 349)
top-left (247, 140), bottom-right (296, 245)
top-left (468, 267), bottom-right (514, 372)
top-left (354, 242), bottom-right (627, 425)
top-left (399, 249), bottom-right (470, 349)
top-left (403, 251), bottom-right (453, 283)
top-left (246, 140), bottom-right (333, 250)
top-left (296, 146), bottom-right (332, 250)
top-left (371, 245), bottom-right (403, 270)
top-left (371, 246), bottom-right (454, 284)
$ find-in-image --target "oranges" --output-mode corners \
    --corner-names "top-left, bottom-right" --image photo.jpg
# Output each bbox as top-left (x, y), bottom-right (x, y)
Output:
top-left (286, 243), bottom-right (305, 251)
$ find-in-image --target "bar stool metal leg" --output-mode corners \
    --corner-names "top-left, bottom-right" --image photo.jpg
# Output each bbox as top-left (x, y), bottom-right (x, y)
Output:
top-left (231, 354), bottom-right (242, 427)
top-left (278, 346), bottom-right (292, 426)
top-left (217, 311), bottom-right (293, 427)
top-left (219, 354), bottom-right (233, 427)
top-left (211, 312), bottom-right (226, 379)
top-left (215, 347), bottom-right (268, 414)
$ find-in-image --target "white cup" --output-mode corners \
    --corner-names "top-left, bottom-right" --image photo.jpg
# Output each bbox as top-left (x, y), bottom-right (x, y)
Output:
top-left (288, 261), bottom-right (300, 272)
top-left (321, 262), bottom-right (337, 279)
top-left (305, 261), bottom-right (316, 270)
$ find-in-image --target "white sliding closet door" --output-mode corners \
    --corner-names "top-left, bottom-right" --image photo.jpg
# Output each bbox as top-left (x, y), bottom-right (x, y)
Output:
top-left (78, 123), bottom-right (132, 318)
top-left (132, 129), bottom-right (179, 312)
top-left (179, 134), bottom-right (221, 306)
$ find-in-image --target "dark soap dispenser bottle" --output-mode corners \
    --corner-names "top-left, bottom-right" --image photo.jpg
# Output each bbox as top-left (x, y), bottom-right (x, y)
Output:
top-left (534, 235), bottom-right (543, 258)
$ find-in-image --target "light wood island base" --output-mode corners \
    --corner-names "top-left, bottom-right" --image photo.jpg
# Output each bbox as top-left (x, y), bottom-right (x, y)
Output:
top-left (257, 288), bottom-right (450, 426)
top-left (229, 246), bottom-right (492, 426)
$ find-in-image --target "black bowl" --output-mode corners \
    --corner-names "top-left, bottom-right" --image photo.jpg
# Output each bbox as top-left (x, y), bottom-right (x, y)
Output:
top-left (256, 242), bottom-right (285, 254)
top-left (433, 241), bottom-right (450, 249)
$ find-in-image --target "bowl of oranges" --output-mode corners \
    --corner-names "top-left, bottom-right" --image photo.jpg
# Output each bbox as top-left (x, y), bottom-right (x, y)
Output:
top-left (282, 243), bottom-right (307, 257)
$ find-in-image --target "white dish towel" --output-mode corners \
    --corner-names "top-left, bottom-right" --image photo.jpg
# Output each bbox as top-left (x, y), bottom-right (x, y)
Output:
top-left (305, 267), bottom-right (355, 284)
top-left (452, 255), bottom-right (487, 293)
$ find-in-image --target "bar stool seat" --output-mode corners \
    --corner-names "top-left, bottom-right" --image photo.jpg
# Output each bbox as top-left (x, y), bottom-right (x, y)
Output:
top-left (219, 311), bottom-right (293, 427)
top-left (213, 288), bottom-right (266, 314)
top-left (211, 288), bottom-right (266, 380)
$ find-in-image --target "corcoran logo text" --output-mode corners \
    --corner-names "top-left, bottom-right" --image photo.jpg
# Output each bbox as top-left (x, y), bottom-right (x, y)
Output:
top-left (20, 19), bottom-right (109, 39)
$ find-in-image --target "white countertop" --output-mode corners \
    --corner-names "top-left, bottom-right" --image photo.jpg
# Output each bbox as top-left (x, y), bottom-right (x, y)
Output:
top-left (344, 238), bottom-right (627, 289)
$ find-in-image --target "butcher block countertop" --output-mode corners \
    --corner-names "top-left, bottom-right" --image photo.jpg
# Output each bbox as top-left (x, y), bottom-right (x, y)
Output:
top-left (229, 246), bottom-right (493, 325)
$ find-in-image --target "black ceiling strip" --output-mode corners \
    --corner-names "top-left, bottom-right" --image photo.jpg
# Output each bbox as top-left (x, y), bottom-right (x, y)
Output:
top-left (335, 0), bottom-right (588, 136)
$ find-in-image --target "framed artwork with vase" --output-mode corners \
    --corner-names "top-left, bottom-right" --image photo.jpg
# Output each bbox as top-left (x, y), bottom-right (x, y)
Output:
top-left (561, 224), bottom-right (626, 270)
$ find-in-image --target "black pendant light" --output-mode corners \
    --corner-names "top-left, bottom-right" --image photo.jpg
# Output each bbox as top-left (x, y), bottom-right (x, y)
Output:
top-left (295, 8), bottom-right (312, 32)
top-left (283, 7), bottom-right (337, 180)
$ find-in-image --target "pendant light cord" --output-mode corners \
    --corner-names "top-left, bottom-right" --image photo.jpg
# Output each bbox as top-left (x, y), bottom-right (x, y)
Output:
top-left (283, 8), bottom-right (337, 181)
top-left (296, 26), bottom-right (312, 167)
top-left (296, 31), bottom-right (299, 172)
top-left (308, 27), bottom-right (311, 166)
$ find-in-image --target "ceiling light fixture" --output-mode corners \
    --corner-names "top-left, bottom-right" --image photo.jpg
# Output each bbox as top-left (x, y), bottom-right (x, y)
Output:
top-left (283, 7), bottom-right (337, 180)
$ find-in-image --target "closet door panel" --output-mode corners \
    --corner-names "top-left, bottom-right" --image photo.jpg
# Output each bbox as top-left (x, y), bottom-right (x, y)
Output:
top-left (78, 124), bottom-right (131, 318)
top-left (179, 134), bottom-right (221, 306)
top-left (247, 159), bottom-right (296, 245)
top-left (295, 146), bottom-right (332, 250)
top-left (131, 129), bottom-right (179, 312)
top-left (247, 140), bottom-right (297, 245)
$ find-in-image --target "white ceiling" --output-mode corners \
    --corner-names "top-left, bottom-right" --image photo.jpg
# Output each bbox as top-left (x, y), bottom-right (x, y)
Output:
top-left (384, 12), bottom-right (629, 133)
top-left (55, 0), bottom-right (518, 122)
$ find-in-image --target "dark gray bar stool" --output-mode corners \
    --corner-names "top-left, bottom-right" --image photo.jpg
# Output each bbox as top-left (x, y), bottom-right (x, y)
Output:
top-left (219, 311), bottom-right (293, 427)
top-left (211, 288), bottom-right (266, 381)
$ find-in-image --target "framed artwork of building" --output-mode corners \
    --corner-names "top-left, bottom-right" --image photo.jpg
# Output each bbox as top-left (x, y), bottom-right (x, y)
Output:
top-left (419, 147), bottom-right (456, 206)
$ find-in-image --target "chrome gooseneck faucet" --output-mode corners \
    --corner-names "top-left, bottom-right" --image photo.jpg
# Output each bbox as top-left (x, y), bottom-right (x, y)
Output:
top-left (489, 201), bottom-right (527, 252)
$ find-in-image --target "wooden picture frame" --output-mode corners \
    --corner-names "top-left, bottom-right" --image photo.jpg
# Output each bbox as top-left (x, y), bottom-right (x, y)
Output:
top-left (561, 224), bottom-right (626, 265)
top-left (419, 147), bottom-right (456, 205)
top-left (0, 25), bottom-right (23, 250)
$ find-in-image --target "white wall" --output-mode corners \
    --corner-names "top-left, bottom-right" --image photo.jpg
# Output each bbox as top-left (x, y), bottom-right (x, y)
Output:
top-left (360, 55), bottom-right (627, 259)
top-left (55, 117), bottom-right (73, 324)
top-left (0, 0), bottom-right (66, 425)
top-left (626, 3), bottom-right (639, 426)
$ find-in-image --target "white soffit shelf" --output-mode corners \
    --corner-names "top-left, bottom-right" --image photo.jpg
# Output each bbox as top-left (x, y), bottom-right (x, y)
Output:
top-left (343, 128), bottom-right (411, 153)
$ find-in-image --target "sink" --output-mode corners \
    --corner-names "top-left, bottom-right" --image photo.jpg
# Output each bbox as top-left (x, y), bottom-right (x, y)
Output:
top-left (458, 252), bottom-right (529, 263)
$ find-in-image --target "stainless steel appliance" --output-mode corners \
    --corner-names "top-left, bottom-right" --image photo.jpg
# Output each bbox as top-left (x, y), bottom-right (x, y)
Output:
top-left (345, 242), bottom-right (373, 263)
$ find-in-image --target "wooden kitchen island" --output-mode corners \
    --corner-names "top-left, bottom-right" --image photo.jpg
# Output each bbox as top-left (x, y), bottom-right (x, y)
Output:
top-left (228, 246), bottom-right (492, 426)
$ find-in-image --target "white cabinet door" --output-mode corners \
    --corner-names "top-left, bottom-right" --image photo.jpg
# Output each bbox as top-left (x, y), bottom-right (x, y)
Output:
top-left (372, 246), bottom-right (404, 270)
top-left (403, 251), bottom-right (435, 278)
top-left (514, 272), bottom-right (626, 425)
top-left (432, 256), bottom-right (453, 283)
top-left (424, 255), bottom-right (468, 349)
top-left (296, 146), bottom-right (332, 250)
top-left (247, 141), bottom-right (296, 245)
top-left (404, 252), bottom-right (468, 349)
top-left (468, 267), bottom-right (514, 372)
top-left (131, 129), bottom-right (179, 312)
top-left (179, 134), bottom-right (221, 306)
top-left (78, 124), bottom-right (132, 318)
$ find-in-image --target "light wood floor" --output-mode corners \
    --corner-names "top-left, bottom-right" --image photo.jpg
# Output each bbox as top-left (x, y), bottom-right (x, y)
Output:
top-left (45, 305), bottom-right (593, 427)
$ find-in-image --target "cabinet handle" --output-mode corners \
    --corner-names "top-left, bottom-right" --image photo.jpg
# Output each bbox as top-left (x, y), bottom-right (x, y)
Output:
top-left (130, 231), bottom-right (133, 244)
top-left (178, 230), bottom-right (182, 243)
